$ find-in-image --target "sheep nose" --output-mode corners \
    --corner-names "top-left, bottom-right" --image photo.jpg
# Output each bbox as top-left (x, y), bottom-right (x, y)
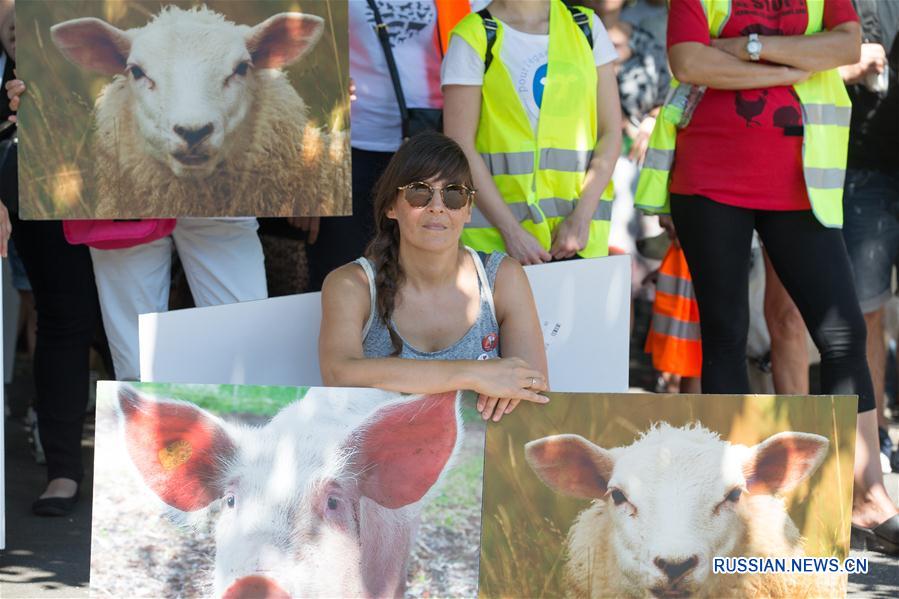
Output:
top-left (654, 555), bottom-right (699, 582)
top-left (174, 123), bottom-right (214, 147)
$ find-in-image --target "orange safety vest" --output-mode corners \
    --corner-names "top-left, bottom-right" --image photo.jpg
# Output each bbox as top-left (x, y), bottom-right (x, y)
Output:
top-left (435, 0), bottom-right (471, 55)
top-left (644, 245), bottom-right (702, 377)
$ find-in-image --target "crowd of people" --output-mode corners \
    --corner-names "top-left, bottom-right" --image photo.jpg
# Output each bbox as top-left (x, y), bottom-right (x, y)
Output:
top-left (1, 0), bottom-right (898, 566)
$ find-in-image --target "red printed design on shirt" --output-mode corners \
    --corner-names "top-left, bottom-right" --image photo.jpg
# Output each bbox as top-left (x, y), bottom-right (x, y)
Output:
top-left (666, 0), bottom-right (858, 211)
top-left (481, 332), bottom-right (498, 352)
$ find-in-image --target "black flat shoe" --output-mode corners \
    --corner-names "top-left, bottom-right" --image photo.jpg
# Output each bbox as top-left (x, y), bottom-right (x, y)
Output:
top-left (851, 514), bottom-right (899, 555)
top-left (32, 487), bottom-right (80, 517)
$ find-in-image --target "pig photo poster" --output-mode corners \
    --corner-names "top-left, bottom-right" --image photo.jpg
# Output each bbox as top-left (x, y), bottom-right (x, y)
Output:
top-left (91, 382), bottom-right (484, 598)
top-left (17, 0), bottom-right (350, 218)
top-left (479, 393), bottom-right (858, 599)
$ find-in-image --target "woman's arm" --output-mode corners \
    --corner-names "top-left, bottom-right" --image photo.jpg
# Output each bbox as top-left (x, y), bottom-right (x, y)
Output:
top-left (443, 84), bottom-right (552, 265)
top-left (318, 264), bottom-right (548, 399)
top-left (549, 63), bottom-right (622, 259)
top-left (669, 42), bottom-right (811, 89)
top-left (478, 257), bottom-right (549, 419)
top-left (711, 22), bottom-right (861, 72)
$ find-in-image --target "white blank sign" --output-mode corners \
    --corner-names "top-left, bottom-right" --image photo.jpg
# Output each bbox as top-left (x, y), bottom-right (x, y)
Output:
top-left (140, 255), bottom-right (631, 393)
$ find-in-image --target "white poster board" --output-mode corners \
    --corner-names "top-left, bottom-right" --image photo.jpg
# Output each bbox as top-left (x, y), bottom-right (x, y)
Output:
top-left (140, 255), bottom-right (631, 393)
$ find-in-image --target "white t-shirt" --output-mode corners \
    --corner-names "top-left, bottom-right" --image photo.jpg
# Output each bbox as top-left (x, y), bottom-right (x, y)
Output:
top-left (441, 13), bottom-right (618, 133)
top-left (350, 1), bottom-right (444, 152)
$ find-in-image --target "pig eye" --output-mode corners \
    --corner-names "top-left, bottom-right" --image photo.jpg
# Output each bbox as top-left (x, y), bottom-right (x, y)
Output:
top-left (225, 493), bottom-right (236, 509)
top-left (234, 61), bottom-right (250, 77)
top-left (327, 496), bottom-right (339, 511)
top-left (610, 489), bottom-right (628, 506)
top-left (725, 488), bottom-right (742, 503)
top-left (128, 65), bottom-right (146, 80)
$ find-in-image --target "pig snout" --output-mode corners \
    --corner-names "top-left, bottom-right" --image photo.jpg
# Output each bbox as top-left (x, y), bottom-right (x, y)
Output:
top-left (221, 575), bottom-right (291, 599)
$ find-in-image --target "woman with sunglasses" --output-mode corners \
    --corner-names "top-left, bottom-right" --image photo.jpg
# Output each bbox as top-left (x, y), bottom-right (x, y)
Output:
top-left (319, 132), bottom-right (549, 422)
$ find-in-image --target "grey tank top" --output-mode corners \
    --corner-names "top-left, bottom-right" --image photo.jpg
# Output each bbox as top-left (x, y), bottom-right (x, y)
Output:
top-left (356, 247), bottom-right (505, 360)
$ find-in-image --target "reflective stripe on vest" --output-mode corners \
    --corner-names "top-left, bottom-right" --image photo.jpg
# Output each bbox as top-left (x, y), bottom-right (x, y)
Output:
top-left (634, 0), bottom-right (850, 228)
top-left (451, 0), bottom-right (614, 258)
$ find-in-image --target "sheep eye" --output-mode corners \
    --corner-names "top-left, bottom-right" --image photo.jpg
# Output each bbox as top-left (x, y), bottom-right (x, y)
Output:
top-left (610, 489), bottom-right (628, 506)
top-left (233, 61), bottom-right (250, 77)
top-left (224, 494), bottom-right (236, 509)
top-left (327, 496), bottom-right (339, 510)
top-left (128, 65), bottom-right (146, 80)
top-left (725, 488), bottom-right (742, 503)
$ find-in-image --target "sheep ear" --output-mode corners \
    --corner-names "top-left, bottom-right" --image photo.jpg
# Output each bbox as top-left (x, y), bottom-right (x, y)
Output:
top-left (247, 13), bottom-right (324, 69)
top-left (525, 434), bottom-right (613, 499)
top-left (743, 432), bottom-right (829, 495)
top-left (50, 18), bottom-right (131, 75)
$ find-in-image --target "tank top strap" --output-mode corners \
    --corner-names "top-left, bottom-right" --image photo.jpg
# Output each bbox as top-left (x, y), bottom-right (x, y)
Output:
top-left (354, 257), bottom-right (377, 340)
top-left (464, 246), bottom-right (497, 324)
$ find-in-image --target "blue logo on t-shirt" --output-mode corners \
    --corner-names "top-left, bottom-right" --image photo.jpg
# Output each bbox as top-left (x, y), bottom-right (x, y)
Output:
top-left (533, 63), bottom-right (548, 108)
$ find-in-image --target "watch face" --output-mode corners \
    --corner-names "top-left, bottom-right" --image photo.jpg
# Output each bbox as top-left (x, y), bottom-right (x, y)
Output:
top-left (748, 40), bottom-right (762, 54)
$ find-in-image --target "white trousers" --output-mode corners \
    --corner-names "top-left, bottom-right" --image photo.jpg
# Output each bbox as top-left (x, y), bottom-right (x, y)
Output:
top-left (90, 218), bottom-right (267, 381)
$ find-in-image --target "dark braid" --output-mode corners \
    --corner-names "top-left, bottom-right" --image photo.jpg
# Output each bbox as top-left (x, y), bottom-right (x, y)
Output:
top-left (364, 132), bottom-right (474, 355)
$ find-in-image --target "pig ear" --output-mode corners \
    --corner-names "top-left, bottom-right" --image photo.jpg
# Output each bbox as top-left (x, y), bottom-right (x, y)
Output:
top-left (117, 385), bottom-right (236, 512)
top-left (525, 434), bottom-right (614, 499)
top-left (50, 18), bottom-right (131, 75)
top-left (351, 391), bottom-right (460, 509)
top-left (743, 432), bottom-right (829, 495)
top-left (247, 13), bottom-right (324, 69)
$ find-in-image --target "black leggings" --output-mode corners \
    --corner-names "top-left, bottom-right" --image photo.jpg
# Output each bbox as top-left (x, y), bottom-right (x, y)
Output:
top-left (670, 194), bottom-right (875, 413)
top-left (12, 217), bottom-right (101, 482)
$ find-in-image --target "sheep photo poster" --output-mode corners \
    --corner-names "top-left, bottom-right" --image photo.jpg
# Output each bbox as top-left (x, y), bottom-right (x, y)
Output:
top-left (480, 393), bottom-right (858, 599)
top-left (91, 382), bottom-right (483, 598)
top-left (17, 0), bottom-right (350, 218)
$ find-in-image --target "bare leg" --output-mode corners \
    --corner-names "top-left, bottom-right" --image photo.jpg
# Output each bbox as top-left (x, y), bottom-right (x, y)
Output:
top-left (852, 410), bottom-right (899, 527)
top-left (679, 376), bottom-right (701, 394)
top-left (763, 250), bottom-right (809, 394)
top-left (864, 309), bottom-right (889, 431)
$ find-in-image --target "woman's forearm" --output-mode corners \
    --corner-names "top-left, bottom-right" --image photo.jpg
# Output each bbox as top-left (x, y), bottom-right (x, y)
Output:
top-left (713, 24), bottom-right (861, 72)
top-left (577, 127), bottom-right (620, 211)
top-left (322, 356), bottom-right (476, 394)
top-left (670, 42), bottom-right (808, 90)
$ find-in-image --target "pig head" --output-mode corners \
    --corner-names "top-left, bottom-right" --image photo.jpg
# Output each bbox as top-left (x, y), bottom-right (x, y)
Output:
top-left (115, 385), bottom-right (463, 598)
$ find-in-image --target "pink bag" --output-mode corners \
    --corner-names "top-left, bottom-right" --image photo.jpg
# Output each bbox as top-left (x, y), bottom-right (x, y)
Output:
top-left (63, 219), bottom-right (177, 250)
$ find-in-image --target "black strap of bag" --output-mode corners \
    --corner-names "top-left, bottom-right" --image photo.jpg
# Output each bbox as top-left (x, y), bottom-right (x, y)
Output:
top-left (479, 3), bottom-right (592, 73)
top-left (366, 0), bottom-right (411, 137)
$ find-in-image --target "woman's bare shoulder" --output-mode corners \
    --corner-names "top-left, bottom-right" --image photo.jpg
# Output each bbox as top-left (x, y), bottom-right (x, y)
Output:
top-left (322, 261), bottom-right (371, 303)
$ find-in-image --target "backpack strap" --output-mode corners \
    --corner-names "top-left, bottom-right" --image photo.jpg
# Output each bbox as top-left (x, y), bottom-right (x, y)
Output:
top-left (562, 2), bottom-right (593, 49)
top-left (478, 8), bottom-right (499, 72)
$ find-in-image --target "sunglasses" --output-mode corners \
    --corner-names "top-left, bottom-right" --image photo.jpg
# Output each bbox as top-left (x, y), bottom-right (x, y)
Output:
top-left (396, 181), bottom-right (475, 210)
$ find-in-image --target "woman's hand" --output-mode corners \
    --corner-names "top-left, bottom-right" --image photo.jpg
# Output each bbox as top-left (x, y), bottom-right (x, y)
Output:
top-left (5, 77), bottom-right (24, 122)
top-left (501, 224), bottom-right (551, 265)
top-left (550, 212), bottom-right (590, 260)
top-left (287, 216), bottom-right (320, 245)
top-left (839, 43), bottom-right (887, 85)
top-left (629, 115), bottom-right (656, 164)
top-left (659, 214), bottom-right (678, 248)
top-left (470, 357), bottom-right (548, 421)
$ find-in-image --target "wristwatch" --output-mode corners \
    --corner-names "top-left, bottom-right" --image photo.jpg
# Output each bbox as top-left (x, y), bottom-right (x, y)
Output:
top-left (746, 33), bottom-right (762, 61)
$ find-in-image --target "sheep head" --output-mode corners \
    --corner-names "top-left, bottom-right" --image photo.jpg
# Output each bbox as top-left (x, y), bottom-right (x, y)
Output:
top-left (525, 424), bottom-right (829, 599)
top-left (50, 6), bottom-right (323, 179)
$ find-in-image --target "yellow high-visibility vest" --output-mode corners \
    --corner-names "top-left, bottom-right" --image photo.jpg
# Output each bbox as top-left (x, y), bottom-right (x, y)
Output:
top-left (635, 0), bottom-right (851, 228)
top-left (451, 0), bottom-right (615, 257)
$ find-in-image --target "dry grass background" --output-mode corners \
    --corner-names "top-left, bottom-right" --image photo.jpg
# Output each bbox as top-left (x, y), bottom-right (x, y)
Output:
top-left (17, 0), bottom-right (349, 219)
top-left (478, 393), bottom-right (857, 599)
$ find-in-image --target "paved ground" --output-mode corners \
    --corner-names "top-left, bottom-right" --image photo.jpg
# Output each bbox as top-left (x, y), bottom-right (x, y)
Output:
top-left (1, 300), bottom-right (898, 598)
